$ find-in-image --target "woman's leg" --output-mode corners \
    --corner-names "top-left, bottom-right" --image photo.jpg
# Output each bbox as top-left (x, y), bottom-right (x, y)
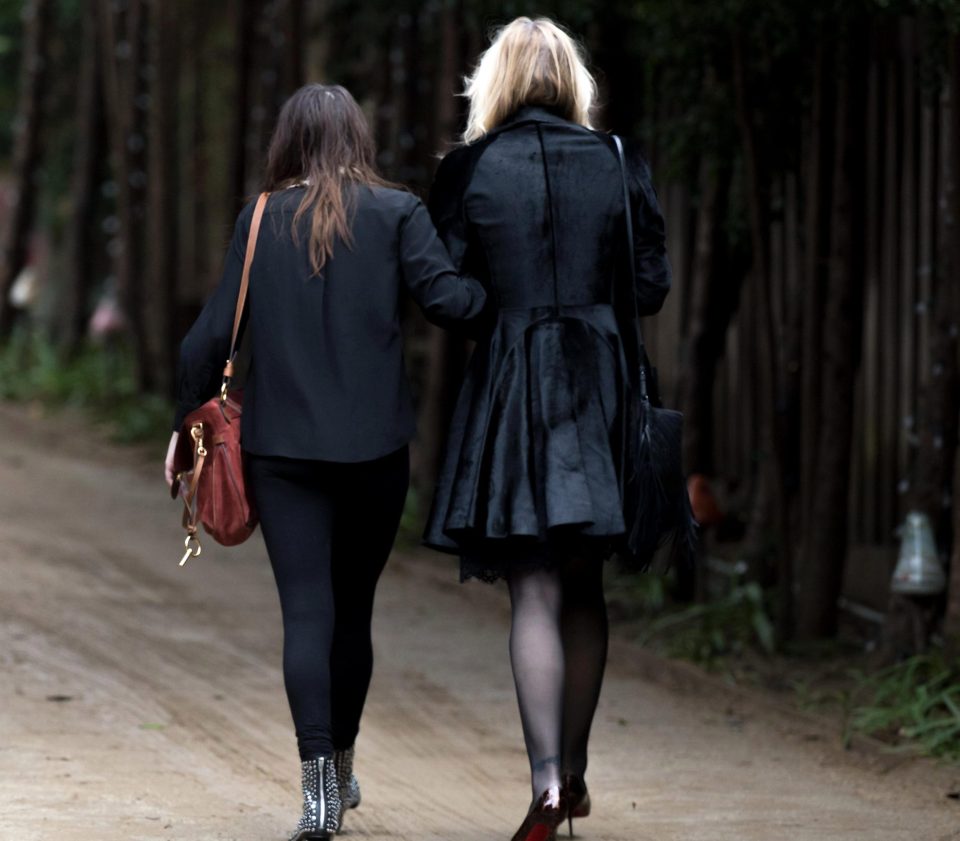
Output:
top-left (328, 447), bottom-right (409, 751)
top-left (559, 557), bottom-right (608, 780)
top-left (248, 455), bottom-right (336, 760)
top-left (507, 565), bottom-right (565, 800)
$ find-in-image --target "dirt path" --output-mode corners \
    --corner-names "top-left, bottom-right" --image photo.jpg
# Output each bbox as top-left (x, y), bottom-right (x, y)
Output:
top-left (0, 402), bottom-right (958, 841)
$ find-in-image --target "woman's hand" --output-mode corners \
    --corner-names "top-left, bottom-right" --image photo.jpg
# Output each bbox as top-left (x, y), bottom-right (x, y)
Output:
top-left (165, 431), bottom-right (180, 490)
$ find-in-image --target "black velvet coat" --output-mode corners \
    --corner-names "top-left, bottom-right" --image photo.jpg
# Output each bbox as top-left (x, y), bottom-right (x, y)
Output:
top-left (422, 106), bottom-right (672, 581)
top-left (173, 185), bottom-right (487, 462)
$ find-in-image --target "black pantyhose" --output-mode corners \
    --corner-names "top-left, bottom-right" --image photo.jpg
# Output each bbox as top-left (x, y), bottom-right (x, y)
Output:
top-left (560, 557), bottom-right (609, 779)
top-left (507, 558), bottom-right (609, 800)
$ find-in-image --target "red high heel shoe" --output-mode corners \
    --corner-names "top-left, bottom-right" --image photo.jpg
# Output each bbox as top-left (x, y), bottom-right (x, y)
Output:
top-left (562, 775), bottom-right (591, 837)
top-left (510, 784), bottom-right (567, 841)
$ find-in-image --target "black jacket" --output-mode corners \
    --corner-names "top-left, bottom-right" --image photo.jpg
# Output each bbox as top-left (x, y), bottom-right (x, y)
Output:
top-left (173, 185), bottom-right (487, 461)
top-left (422, 106), bottom-right (672, 577)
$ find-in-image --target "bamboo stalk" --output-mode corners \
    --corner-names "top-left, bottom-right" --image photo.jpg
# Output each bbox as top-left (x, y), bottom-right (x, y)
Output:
top-left (0, 0), bottom-right (53, 337)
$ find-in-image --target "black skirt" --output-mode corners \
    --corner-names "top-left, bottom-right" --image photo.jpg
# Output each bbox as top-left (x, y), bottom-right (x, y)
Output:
top-left (423, 305), bottom-right (629, 582)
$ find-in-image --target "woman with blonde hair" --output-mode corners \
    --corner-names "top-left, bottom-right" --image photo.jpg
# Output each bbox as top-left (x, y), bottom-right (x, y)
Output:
top-left (424, 17), bottom-right (676, 841)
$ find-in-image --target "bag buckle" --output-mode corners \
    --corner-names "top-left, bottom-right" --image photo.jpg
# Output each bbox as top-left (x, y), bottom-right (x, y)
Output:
top-left (180, 532), bottom-right (202, 567)
top-left (191, 423), bottom-right (206, 457)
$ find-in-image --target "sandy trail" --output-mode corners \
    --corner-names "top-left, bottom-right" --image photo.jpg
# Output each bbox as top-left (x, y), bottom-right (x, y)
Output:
top-left (0, 403), bottom-right (958, 841)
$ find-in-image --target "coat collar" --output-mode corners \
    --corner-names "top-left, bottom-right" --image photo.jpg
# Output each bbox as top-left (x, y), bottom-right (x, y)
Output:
top-left (464, 105), bottom-right (586, 148)
top-left (498, 105), bottom-right (574, 129)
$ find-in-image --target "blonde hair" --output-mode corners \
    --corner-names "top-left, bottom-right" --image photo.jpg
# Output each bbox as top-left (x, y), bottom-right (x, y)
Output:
top-left (462, 17), bottom-right (597, 143)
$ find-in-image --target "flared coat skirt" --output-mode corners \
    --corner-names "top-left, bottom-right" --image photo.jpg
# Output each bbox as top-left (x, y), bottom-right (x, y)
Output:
top-left (423, 304), bottom-right (631, 582)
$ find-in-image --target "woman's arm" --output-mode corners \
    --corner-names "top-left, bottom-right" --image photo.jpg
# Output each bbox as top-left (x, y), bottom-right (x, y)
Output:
top-left (398, 196), bottom-right (488, 330)
top-left (423, 149), bottom-right (495, 337)
top-left (626, 146), bottom-right (672, 317)
top-left (171, 202), bottom-right (254, 431)
top-left (428, 150), bottom-right (474, 270)
top-left (164, 430), bottom-right (179, 489)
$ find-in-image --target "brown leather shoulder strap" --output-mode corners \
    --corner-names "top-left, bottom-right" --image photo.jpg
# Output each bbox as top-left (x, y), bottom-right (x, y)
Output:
top-left (228, 192), bottom-right (269, 361)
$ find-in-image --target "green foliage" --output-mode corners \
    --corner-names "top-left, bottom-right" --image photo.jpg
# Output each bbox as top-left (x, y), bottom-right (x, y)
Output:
top-left (38, 1), bottom-right (84, 226)
top-left (846, 653), bottom-right (960, 761)
top-left (638, 581), bottom-right (777, 666)
top-left (0, 330), bottom-right (172, 445)
top-left (790, 676), bottom-right (851, 714)
top-left (610, 571), bottom-right (670, 614)
top-left (623, 0), bottom-right (817, 173)
top-left (396, 482), bottom-right (423, 550)
top-left (0, 0), bottom-right (84, 223)
top-left (873, 0), bottom-right (960, 30)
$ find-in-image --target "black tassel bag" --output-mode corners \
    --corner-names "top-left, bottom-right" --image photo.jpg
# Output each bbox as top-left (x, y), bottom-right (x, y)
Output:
top-left (613, 135), bottom-right (697, 572)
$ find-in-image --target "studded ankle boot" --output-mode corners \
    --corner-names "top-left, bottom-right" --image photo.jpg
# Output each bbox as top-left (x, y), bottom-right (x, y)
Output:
top-left (334, 745), bottom-right (362, 815)
top-left (332, 744), bottom-right (361, 831)
top-left (289, 756), bottom-right (341, 841)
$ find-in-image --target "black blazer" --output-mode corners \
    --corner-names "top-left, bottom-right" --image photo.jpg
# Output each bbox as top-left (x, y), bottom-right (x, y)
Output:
top-left (173, 185), bottom-right (487, 462)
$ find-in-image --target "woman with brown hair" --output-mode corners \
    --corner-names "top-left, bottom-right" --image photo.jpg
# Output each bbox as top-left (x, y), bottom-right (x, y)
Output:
top-left (424, 17), bottom-right (682, 841)
top-left (166, 84), bottom-right (486, 840)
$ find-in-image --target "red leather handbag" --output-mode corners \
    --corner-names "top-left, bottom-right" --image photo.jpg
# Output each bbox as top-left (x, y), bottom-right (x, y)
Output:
top-left (171, 192), bottom-right (269, 565)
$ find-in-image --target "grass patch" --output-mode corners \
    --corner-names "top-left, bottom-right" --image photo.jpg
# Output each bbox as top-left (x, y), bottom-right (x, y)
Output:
top-left (608, 562), bottom-right (960, 763)
top-left (0, 329), bottom-right (173, 445)
top-left (396, 482), bottom-right (423, 550)
top-left (608, 566), bottom-right (777, 669)
top-left (846, 653), bottom-right (960, 762)
top-left (635, 581), bottom-right (777, 666)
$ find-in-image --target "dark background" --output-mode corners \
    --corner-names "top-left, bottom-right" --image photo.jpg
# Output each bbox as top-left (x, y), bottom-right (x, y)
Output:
top-left (0, 0), bottom-right (959, 653)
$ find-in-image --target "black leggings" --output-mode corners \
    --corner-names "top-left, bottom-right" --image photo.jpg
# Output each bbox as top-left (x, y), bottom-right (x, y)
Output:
top-left (247, 446), bottom-right (409, 760)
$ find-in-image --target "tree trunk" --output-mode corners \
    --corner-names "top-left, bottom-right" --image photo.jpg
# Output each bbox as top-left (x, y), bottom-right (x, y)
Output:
top-left (415, 1), bottom-right (463, 487)
top-left (179, 1), bottom-right (208, 307)
top-left (254, 0), bottom-right (301, 155)
top-left (794, 36), bottom-right (836, 637)
top-left (907, 180), bottom-right (959, 520)
top-left (799, 38), bottom-right (831, 522)
top-left (281, 0), bottom-right (304, 95)
top-left (946, 429), bottom-right (960, 656)
top-left (878, 56), bottom-right (902, 551)
top-left (97, 0), bottom-right (152, 388)
top-left (796, 32), bottom-right (867, 639)
top-left (302, 0), bottom-right (331, 83)
top-left (941, 35), bottom-right (960, 654)
top-left (0, 0), bottom-right (53, 338)
top-left (59, 1), bottom-right (104, 354)
top-left (779, 170), bottom-right (804, 640)
top-left (228, 0), bottom-right (259, 215)
top-left (859, 54), bottom-right (882, 544)
top-left (732, 30), bottom-right (789, 597)
top-left (680, 151), bottom-right (736, 475)
top-left (145, 0), bottom-right (179, 395)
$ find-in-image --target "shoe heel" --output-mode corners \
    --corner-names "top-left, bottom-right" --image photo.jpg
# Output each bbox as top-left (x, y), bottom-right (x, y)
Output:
top-left (511, 785), bottom-right (566, 841)
top-left (561, 773), bottom-right (589, 836)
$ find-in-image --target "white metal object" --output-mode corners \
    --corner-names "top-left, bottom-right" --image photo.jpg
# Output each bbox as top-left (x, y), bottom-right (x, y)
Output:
top-left (890, 510), bottom-right (946, 596)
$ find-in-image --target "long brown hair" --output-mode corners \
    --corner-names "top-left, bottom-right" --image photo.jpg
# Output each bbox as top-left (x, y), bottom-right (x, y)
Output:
top-left (263, 84), bottom-right (393, 275)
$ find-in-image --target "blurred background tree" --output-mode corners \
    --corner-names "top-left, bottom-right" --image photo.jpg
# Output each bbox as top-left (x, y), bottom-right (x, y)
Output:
top-left (0, 0), bottom-right (959, 652)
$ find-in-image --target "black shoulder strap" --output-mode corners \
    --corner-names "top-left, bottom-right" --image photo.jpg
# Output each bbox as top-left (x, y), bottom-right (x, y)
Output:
top-left (613, 135), bottom-right (649, 398)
